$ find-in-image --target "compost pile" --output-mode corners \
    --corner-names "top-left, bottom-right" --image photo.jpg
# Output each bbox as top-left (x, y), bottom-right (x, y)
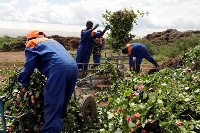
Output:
top-left (143, 29), bottom-right (200, 43)
top-left (48, 35), bottom-right (80, 51)
top-left (6, 35), bottom-right (80, 51)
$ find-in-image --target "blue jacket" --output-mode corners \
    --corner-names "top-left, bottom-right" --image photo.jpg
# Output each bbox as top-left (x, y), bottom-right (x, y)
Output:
top-left (18, 37), bottom-right (76, 87)
top-left (77, 30), bottom-right (102, 58)
top-left (127, 43), bottom-right (146, 67)
top-left (76, 29), bottom-right (102, 69)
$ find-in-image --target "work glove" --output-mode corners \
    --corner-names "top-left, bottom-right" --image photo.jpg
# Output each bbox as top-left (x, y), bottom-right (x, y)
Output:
top-left (92, 24), bottom-right (99, 31)
top-left (105, 25), bottom-right (110, 31)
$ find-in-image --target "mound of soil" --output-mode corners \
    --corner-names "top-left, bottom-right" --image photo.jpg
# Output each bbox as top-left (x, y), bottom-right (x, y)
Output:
top-left (160, 56), bottom-right (183, 69)
top-left (8, 35), bottom-right (80, 51)
top-left (147, 56), bottom-right (183, 74)
top-left (48, 35), bottom-right (80, 51)
top-left (143, 29), bottom-right (200, 43)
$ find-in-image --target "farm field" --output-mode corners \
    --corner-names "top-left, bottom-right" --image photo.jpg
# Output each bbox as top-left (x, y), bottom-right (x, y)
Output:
top-left (0, 30), bottom-right (199, 132)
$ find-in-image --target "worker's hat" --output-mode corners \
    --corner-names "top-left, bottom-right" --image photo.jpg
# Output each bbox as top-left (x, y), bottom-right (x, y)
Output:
top-left (27, 30), bottom-right (44, 40)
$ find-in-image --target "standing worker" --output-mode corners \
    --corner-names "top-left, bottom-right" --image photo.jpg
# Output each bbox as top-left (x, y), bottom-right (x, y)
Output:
top-left (91, 30), bottom-right (105, 68)
top-left (122, 43), bottom-right (159, 73)
top-left (76, 21), bottom-right (109, 70)
top-left (18, 30), bottom-right (78, 133)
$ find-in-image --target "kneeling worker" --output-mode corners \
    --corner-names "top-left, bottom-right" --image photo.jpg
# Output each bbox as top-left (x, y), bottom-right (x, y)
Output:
top-left (122, 43), bottom-right (159, 73)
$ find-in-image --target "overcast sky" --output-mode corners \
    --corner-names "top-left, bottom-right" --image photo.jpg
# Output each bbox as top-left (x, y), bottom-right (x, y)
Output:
top-left (0, 0), bottom-right (199, 37)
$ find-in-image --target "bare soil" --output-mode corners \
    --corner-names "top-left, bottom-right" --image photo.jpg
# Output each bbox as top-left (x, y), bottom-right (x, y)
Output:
top-left (0, 51), bottom-right (181, 87)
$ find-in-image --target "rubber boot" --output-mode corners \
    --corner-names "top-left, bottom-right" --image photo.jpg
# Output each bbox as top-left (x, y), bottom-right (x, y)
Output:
top-left (151, 60), bottom-right (159, 68)
top-left (136, 65), bottom-right (140, 74)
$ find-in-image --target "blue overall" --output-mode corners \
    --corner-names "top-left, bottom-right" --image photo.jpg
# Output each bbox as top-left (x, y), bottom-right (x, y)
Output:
top-left (76, 30), bottom-right (102, 70)
top-left (93, 54), bottom-right (101, 64)
top-left (17, 37), bottom-right (78, 133)
top-left (128, 43), bottom-right (155, 68)
top-left (93, 37), bottom-right (104, 64)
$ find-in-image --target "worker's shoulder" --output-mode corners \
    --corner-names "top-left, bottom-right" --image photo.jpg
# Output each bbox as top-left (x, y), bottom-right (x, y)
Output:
top-left (131, 43), bottom-right (145, 46)
top-left (26, 37), bottom-right (55, 49)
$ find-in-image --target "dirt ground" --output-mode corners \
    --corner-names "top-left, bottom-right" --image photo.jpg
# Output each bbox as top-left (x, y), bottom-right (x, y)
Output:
top-left (0, 51), bottom-right (160, 87)
top-left (0, 51), bottom-right (156, 69)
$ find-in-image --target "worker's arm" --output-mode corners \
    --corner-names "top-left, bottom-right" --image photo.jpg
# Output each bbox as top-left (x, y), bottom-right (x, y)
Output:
top-left (129, 54), bottom-right (134, 71)
top-left (94, 25), bottom-right (110, 38)
top-left (17, 48), bottom-right (38, 87)
top-left (101, 25), bottom-right (110, 36)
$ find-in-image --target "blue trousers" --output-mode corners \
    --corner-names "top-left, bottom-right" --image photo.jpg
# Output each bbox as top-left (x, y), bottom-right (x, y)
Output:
top-left (40, 65), bottom-right (78, 133)
top-left (136, 49), bottom-right (154, 67)
top-left (93, 54), bottom-right (100, 64)
top-left (76, 46), bottom-right (92, 70)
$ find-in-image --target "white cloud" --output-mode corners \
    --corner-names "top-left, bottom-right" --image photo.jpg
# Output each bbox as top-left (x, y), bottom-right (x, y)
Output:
top-left (0, 0), bottom-right (199, 37)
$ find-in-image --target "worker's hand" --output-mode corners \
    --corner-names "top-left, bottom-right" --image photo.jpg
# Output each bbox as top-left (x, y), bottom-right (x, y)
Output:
top-left (105, 25), bottom-right (110, 30)
top-left (92, 24), bottom-right (99, 31)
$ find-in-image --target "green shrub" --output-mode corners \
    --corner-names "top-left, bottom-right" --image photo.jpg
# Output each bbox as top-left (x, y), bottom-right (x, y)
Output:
top-left (0, 35), bottom-right (19, 50)
top-left (102, 8), bottom-right (147, 52)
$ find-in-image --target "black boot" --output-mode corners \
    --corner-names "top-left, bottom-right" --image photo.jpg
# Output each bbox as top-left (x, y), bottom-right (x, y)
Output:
top-left (151, 60), bottom-right (159, 68)
top-left (136, 65), bottom-right (140, 74)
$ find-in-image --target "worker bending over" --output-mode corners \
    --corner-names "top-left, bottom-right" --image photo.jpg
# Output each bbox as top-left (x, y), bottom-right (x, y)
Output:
top-left (122, 43), bottom-right (159, 73)
top-left (18, 30), bottom-right (78, 133)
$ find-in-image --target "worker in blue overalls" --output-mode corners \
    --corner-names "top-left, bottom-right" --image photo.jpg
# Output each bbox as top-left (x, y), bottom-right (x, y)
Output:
top-left (17, 30), bottom-right (78, 133)
top-left (76, 21), bottom-right (109, 70)
top-left (122, 43), bottom-right (159, 73)
top-left (91, 30), bottom-right (105, 69)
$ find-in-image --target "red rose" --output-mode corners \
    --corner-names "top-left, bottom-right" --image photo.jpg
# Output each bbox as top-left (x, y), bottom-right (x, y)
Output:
top-left (31, 95), bottom-right (34, 100)
top-left (133, 113), bottom-right (140, 119)
top-left (117, 108), bottom-right (122, 113)
top-left (132, 91), bottom-right (137, 97)
top-left (29, 92), bottom-right (32, 96)
top-left (21, 88), bottom-right (25, 93)
top-left (111, 109), bottom-right (114, 113)
top-left (134, 85), bottom-right (138, 89)
top-left (139, 84), bottom-right (144, 89)
top-left (126, 116), bottom-right (131, 122)
top-left (31, 100), bottom-right (35, 104)
top-left (136, 121), bottom-right (140, 126)
top-left (142, 130), bottom-right (148, 133)
top-left (25, 129), bottom-right (30, 132)
top-left (130, 127), bottom-right (134, 132)
top-left (176, 121), bottom-right (182, 126)
top-left (148, 120), bottom-right (152, 124)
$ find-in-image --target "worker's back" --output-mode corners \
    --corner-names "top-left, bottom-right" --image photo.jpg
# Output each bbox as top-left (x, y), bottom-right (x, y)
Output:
top-left (130, 43), bottom-right (146, 57)
top-left (26, 38), bottom-right (76, 76)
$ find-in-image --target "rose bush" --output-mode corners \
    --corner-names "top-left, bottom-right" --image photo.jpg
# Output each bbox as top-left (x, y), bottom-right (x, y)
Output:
top-left (95, 43), bottom-right (200, 132)
top-left (0, 42), bottom-right (199, 132)
top-left (0, 69), bottom-right (88, 132)
top-left (102, 8), bottom-right (147, 51)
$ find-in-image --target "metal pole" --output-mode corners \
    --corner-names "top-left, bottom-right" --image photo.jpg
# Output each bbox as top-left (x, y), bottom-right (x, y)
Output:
top-left (0, 100), bottom-right (6, 132)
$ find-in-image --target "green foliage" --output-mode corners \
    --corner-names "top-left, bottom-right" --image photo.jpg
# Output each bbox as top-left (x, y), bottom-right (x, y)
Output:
top-left (102, 8), bottom-right (147, 52)
top-left (0, 69), bottom-right (83, 132)
top-left (0, 37), bottom-right (199, 132)
top-left (95, 44), bottom-right (200, 132)
top-left (0, 35), bottom-right (19, 50)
